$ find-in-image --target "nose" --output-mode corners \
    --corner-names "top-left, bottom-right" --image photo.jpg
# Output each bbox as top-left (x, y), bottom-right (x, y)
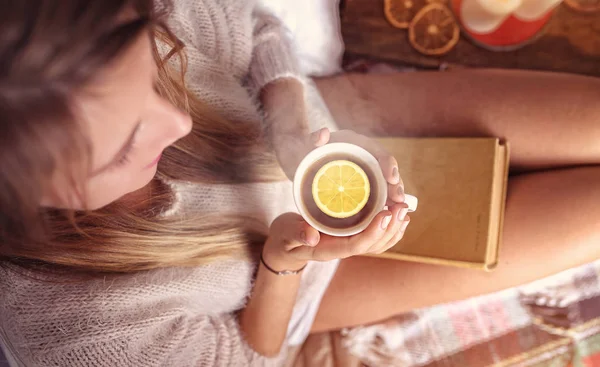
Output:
top-left (159, 96), bottom-right (192, 135)
top-left (149, 93), bottom-right (193, 140)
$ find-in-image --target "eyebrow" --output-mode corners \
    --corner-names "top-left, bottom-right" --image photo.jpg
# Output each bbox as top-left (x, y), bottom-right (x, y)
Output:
top-left (89, 121), bottom-right (142, 177)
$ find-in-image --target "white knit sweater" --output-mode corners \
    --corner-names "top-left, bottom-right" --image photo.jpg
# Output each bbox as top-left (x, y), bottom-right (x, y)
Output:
top-left (0, 1), bottom-right (339, 366)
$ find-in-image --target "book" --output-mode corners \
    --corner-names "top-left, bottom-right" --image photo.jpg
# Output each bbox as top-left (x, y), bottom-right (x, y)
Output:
top-left (372, 137), bottom-right (510, 271)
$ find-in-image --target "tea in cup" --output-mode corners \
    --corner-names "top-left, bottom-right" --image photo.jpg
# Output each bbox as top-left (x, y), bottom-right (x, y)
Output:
top-left (293, 143), bottom-right (417, 237)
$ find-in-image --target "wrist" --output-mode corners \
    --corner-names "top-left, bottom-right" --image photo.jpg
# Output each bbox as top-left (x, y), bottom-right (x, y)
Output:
top-left (262, 79), bottom-right (309, 138)
top-left (261, 77), bottom-right (304, 101)
top-left (261, 248), bottom-right (308, 273)
top-left (270, 124), bottom-right (309, 144)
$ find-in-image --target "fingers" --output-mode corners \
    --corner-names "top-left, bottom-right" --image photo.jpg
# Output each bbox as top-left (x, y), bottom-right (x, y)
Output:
top-left (284, 204), bottom-right (411, 262)
top-left (377, 154), bottom-right (401, 186)
top-left (368, 203), bottom-right (409, 253)
top-left (311, 128), bottom-right (330, 147)
top-left (361, 202), bottom-right (410, 254)
top-left (387, 181), bottom-right (405, 205)
top-left (373, 215), bottom-right (410, 254)
top-left (345, 203), bottom-right (409, 256)
top-left (315, 202), bottom-right (411, 259)
top-left (376, 151), bottom-right (406, 204)
top-left (315, 210), bottom-right (393, 260)
top-left (355, 208), bottom-right (396, 248)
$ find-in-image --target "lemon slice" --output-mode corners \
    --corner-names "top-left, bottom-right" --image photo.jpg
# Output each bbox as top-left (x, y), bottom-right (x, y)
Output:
top-left (312, 160), bottom-right (371, 219)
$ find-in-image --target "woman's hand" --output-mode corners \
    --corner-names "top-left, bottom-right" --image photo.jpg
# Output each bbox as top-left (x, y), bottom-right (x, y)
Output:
top-left (262, 203), bottom-right (411, 271)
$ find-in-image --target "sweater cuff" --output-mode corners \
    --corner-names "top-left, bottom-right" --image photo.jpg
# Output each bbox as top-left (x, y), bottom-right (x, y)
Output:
top-left (250, 13), bottom-right (303, 91)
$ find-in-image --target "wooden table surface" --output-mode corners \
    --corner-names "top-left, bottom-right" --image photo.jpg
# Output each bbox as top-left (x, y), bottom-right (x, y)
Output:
top-left (341, 0), bottom-right (600, 76)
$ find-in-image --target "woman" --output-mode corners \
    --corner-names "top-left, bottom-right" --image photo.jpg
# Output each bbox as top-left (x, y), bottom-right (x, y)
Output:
top-left (0, 1), bottom-right (407, 366)
top-left (0, 1), bottom-right (599, 366)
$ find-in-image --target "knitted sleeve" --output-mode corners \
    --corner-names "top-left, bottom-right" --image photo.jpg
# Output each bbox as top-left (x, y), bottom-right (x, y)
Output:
top-left (249, 6), bottom-right (303, 90)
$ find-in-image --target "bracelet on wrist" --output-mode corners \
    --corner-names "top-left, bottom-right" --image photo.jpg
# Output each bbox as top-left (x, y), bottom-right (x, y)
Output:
top-left (260, 252), bottom-right (307, 276)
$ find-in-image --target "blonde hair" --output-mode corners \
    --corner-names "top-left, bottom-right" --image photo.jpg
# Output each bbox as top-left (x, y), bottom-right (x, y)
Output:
top-left (0, 0), bottom-right (285, 274)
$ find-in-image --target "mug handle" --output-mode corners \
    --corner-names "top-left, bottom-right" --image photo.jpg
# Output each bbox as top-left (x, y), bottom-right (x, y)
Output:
top-left (404, 194), bottom-right (418, 212)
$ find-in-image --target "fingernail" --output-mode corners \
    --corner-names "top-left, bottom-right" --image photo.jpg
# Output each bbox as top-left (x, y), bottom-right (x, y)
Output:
top-left (397, 186), bottom-right (405, 201)
top-left (397, 207), bottom-right (409, 222)
top-left (312, 129), bottom-right (323, 144)
top-left (301, 231), bottom-right (313, 246)
top-left (400, 218), bottom-right (410, 232)
top-left (381, 214), bottom-right (392, 229)
top-left (304, 230), bottom-right (320, 246)
top-left (392, 167), bottom-right (400, 182)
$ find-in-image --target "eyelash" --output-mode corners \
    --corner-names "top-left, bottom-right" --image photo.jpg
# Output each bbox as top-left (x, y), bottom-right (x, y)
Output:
top-left (115, 143), bottom-right (136, 167)
top-left (112, 123), bottom-right (142, 169)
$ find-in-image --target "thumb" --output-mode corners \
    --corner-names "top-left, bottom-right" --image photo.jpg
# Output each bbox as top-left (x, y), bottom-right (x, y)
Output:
top-left (271, 213), bottom-right (320, 251)
top-left (310, 128), bottom-right (330, 147)
top-left (286, 223), bottom-right (321, 260)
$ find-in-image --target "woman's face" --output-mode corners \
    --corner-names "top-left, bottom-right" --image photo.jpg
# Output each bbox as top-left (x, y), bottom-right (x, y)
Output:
top-left (42, 34), bottom-right (193, 210)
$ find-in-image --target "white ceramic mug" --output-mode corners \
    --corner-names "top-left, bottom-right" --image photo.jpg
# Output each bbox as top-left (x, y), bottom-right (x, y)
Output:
top-left (293, 143), bottom-right (418, 237)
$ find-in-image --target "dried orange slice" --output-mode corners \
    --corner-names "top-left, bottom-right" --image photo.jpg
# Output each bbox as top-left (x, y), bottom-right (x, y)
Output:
top-left (384, 0), bottom-right (420, 29)
top-left (312, 160), bottom-right (370, 219)
top-left (408, 3), bottom-right (459, 56)
top-left (564, 0), bottom-right (600, 12)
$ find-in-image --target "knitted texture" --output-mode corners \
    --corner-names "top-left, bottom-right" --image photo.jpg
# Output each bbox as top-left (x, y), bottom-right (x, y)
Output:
top-left (0, 258), bottom-right (337, 366)
top-left (0, 1), bottom-right (338, 365)
top-left (165, 0), bottom-right (300, 124)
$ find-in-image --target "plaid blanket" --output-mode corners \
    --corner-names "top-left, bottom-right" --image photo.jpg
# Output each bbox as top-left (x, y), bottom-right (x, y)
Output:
top-left (338, 261), bottom-right (600, 367)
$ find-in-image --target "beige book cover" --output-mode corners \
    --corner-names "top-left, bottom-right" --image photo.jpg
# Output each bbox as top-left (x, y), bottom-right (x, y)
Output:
top-left (372, 138), bottom-right (510, 271)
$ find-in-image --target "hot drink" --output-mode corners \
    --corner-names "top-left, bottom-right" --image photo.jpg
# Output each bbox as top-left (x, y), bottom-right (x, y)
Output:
top-left (299, 153), bottom-right (381, 231)
top-left (293, 143), bottom-right (390, 237)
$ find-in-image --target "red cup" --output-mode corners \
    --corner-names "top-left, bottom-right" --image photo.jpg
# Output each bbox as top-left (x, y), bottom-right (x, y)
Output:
top-left (451, 0), bottom-right (555, 51)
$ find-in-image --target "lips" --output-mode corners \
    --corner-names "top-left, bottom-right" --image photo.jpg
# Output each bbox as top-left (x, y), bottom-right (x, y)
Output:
top-left (144, 153), bottom-right (162, 169)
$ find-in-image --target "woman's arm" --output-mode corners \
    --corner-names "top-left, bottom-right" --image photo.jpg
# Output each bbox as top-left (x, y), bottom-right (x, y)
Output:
top-left (239, 215), bottom-right (308, 356)
top-left (249, 7), bottom-right (302, 94)
top-left (249, 8), bottom-right (321, 179)
top-left (260, 78), bottom-right (308, 139)
top-left (239, 260), bottom-right (303, 357)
